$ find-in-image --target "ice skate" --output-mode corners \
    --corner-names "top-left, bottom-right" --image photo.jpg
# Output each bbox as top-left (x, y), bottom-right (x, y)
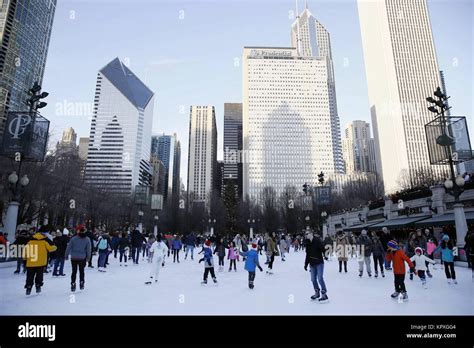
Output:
top-left (80, 281), bottom-right (85, 290)
top-left (310, 290), bottom-right (320, 300)
top-left (26, 287), bottom-right (32, 296)
top-left (318, 293), bottom-right (329, 303)
top-left (35, 286), bottom-right (41, 294)
top-left (453, 280), bottom-right (458, 284)
top-left (358, 271), bottom-right (362, 277)
top-left (391, 291), bottom-right (400, 298)
top-left (401, 292), bottom-right (408, 302)
top-left (409, 273), bottom-right (413, 280)
top-left (381, 272), bottom-right (385, 278)
top-left (368, 272), bottom-right (372, 277)
top-left (201, 280), bottom-right (207, 285)
top-left (447, 280), bottom-right (451, 284)
top-left (374, 272), bottom-right (378, 278)
top-left (71, 283), bottom-right (76, 292)
top-left (427, 270), bottom-right (433, 278)
top-left (213, 277), bottom-right (218, 285)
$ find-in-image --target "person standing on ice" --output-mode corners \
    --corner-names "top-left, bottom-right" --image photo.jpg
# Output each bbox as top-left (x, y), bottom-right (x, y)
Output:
top-left (227, 241), bottom-right (239, 271)
top-left (304, 230), bottom-right (328, 303)
top-left (433, 235), bottom-right (457, 284)
top-left (385, 240), bottom-right (415, 301)
top-left (214, 238), bottom-right (226, 272)
top-left (65, 227), bottom-right (92, 292)
top-left (199, 240), bottom-right (218, 285)
top-left (279, 235), bottom-right (288, 262)
top-left (184, 232), bottom-right (196, 260)
top-left (410, 247), bottom-right (435, 288)
top-left (356, 230), bottom-right (373, 277)
top-left (265, 233), bottom-right (278, 274)
top-left (145, 234), bottom-right (168, 285)
top-left (335, 230), bottom-right (349, 273)
top-left (239, 243), bottom-right (263, 289)
top-left (118, 232), bottom-right (130, 266)
top-left (371, 231), bottom-right (385, 278)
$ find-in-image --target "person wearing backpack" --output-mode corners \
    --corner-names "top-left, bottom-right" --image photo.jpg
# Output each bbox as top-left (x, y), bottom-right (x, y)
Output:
top-left (97, 233), bottom-right (111, 272)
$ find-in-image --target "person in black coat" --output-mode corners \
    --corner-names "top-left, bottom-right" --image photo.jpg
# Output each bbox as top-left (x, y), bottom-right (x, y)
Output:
top-left (131, 229), bottom-right (146, 264)
top-left (304, 231), bottom-right (328, 302)
top-left (118, 232), bottom-right (131, 266)
top-left (380, 227), bottom-right (392, 270)
top-left (85, 229), bottom-right (97, 268)
top-left (53, 229), bottom-right (70, 276)
top-left (13, 230), bottom-right (30, 274)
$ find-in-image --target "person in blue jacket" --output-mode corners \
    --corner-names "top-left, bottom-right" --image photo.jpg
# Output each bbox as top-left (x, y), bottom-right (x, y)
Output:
top-left (111, 232), bottom-right (120, 258)
top-left (184, 233), bottom-right (196, 260)
top-left (239, 243), bottom-right (263, 289)
top-left (434, 234), bottom-right (457, 284)
top-left (172, 235), bottom-right (183, 263)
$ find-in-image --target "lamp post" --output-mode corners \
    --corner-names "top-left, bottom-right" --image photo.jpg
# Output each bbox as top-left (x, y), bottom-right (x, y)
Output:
top-left (153, 215), bottom-right (159, 237)
top-left (208, 218), bottom-right (216, 236)
top-left (138, 210), bottom-right (144, 233)
top-left (320, 211), bottom-right (327, 238)
top-left (4, 172), bottom-right (30, 242)
top-left (426, 87), bottom-right (468, 248)
top-left (247, 218), bottom-right (255, 241)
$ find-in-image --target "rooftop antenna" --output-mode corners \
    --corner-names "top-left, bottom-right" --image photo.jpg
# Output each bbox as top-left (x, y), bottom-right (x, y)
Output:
top-left (295, 0), bottom-right (302, 55)
top-left (305, 0), bottom-right (308, 10)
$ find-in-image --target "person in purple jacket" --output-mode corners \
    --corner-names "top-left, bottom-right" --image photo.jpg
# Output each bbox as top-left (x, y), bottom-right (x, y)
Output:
top-left (227, 241), bottom-right (239, 272)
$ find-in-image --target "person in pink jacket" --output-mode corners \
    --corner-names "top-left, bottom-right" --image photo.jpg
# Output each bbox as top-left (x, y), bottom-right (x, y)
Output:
top-left (227, 241), bottom-right (239, 272)
top-left (426, 238), bottom-right (437, 271)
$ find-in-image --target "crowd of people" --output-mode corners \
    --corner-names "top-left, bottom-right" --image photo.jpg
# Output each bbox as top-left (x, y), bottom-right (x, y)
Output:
top-left (4, 223), bottom-right (474, 303)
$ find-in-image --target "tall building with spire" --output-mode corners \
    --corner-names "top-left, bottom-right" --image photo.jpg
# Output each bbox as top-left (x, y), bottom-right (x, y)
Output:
top-left (242, 2), bottom-right (343, 202)
top-left (358, 0), bottom-right (447, 192)
top-left (84, 58), bottom-right (154, 195)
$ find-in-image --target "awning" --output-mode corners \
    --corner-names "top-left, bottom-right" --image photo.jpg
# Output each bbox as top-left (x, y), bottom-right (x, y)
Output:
top-left (414, 211), bottom-right (474, 228)
top-left (343, 220), bottom-right (385, 232)
top-left (368, 216), bottom-right (431, 229)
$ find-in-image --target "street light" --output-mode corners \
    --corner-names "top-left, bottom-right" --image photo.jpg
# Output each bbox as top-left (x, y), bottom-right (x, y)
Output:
top-left (153, 215), bottom-right (159, 237)
top-left (247, 218), bottom-right (256, 240)
top-left (209, 218), bottom-right (216, 236)
top-left (138, 210), bottom-right (144, 233)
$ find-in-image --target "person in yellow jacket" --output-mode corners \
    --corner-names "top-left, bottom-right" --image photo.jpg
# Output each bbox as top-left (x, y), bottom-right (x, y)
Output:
top-left (23, 231), bottom-right (57, 295)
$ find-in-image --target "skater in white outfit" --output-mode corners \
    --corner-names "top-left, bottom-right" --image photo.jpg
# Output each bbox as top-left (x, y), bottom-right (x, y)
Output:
top-left (410, 247), bottom-right (436, 288)
top-left (145, 234), bottom-right (168, 285)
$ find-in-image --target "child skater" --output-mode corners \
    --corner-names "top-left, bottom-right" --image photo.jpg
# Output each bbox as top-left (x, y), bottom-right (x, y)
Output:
top-left (434, 235), bottom-right (457, 284)
top-left (199, 240), bottom-right (218, 285)
top-left (410, 247), bottom-right (435, 288)
top-left (227, 241), bottom-right (239, 272)
top-left (385, 240), bottom-right (415, 301)
top-left (239, 243), bottom-right (263, 289)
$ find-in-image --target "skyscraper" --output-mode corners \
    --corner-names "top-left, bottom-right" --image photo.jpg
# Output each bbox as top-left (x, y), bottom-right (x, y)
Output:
top-left (358, 0), bottom-right (446, 192)
top-left (0, 0), bottom-right (57, 139)
top-left (85, 58), bottom-right (154, 195)
top-left (243, 4), bottom-right (343, 201)
top-left (187, 105), bottom-right (217, 206)
top-left (151, 133), bottom-right (181, 202)
top-left (54, 127), bottom-right (79, 169)
top-left (342, 121), bottom-right (376, 174)
top-left (223, 103), bottom-right (243, 198)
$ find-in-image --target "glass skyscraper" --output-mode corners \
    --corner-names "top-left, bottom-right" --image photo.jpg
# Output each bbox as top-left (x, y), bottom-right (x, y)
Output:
top-left (151, 133), bottom-right (181, 202)
top-left (0, 0), bottom-right (57, 139)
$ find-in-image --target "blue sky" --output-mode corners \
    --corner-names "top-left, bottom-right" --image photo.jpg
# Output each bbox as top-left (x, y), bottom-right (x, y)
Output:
top-left (42, 0), bottom-right (473, 184)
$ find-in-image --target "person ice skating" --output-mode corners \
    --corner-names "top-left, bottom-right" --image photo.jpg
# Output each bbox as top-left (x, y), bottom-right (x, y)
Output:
top-left (239, 243), bottom-right (263, 289)
top-left (404, 232), bottom-right (417, 280)
top-left (371, 231), bottom-right (385, 278)
top-left (131, 229), bottom-right (146, 264)
top-left (23, 228), bottom-right (58, 295)
top-left (465, 229), bottom-right (474, 270)
top-left (171, 235), bottom-right (182, 263)
top-left (426, 238), bottom-right (437, 266)
top-left (279, 235), bottom-right (288, 262)
top-left (65, 227), bottom-right (92, 292)
top-left (145, 234), bottom-right (168, 285)
top-left (97, 232), bottom-right (111, 272)
top-left (214, 238), bottom-right (226, 272)
top-left (335, 230), bottom-right (349, 273)
top-left (184, 232), bottom-right (196, 260)
top-left (356, 230), bottom-right (373, 277)
top-left (12, 230), bottom-right (30, 274)
top-left (266, 234), bottom-right (278, 274)
top-left (434, 235), bottom-right (457, 284)
top-left (145, 235), bottom-right (155, 263)
top-left (227, 241), bottom-right (239, 271)
top-left (52, 228), bottom-right (70, 276)
top-left (304, 231), bottom-right (328, 303)
top-left (84, 226), bottom-right (96, 268)
top-left (111, 232), bottom-right (120, 258)
top-left (410, 247), bottom-right (435, 288)
top-left (118, 232), bottom-right (130, 266)
top-left (380, 227), bottom-right (393, 270)
top-left (385, 240), bottom-right (415, 301)
top-left (199, 240), bottom-right (218, 285)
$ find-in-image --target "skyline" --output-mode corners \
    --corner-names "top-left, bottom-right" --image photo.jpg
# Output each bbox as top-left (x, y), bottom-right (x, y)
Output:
top-left (40, 0), bottom-right (473, 188)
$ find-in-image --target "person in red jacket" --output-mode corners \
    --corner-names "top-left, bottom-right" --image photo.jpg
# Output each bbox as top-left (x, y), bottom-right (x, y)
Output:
top-left (385, 240), bottom-right (415, 301)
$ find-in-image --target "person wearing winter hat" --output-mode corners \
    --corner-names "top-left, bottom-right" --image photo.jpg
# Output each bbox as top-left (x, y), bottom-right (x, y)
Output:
top-left (52, 228), bottom-right (70, 276)
top-left (145, 234), bottom-right (168, 285)
top-left (239, 243), bottom-right (263, 289)
top-left (434, 235), bottom-right (457, 284)
top-left (386, 240), bottom-right (415, 301)
top-left (199, 240), bottom-right (218, 285)
top-left (410, 247), bottom-right (435, 288)
top-left (23, 229), bottom-right (58, 295)
top-left (65, 227), bottom-right (92, 292)
top-left (356, 230), bottom-right (373, 277)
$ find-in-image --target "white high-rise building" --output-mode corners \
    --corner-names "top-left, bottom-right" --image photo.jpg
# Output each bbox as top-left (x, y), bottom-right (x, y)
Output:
top-left (187, 106), bottom-right (217, 206)
top-left (85, 58), bottom-right (154, 195)
top-left (342, 121), bottom-right (377, 174)
top-left (243, 5), bottom-right (343, 202)
top-left (358, 0), bottom-right (447, 193)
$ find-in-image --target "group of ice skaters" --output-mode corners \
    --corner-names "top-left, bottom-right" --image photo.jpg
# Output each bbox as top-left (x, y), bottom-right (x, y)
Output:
top-left (14, 223), bottom-right (468, 305)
